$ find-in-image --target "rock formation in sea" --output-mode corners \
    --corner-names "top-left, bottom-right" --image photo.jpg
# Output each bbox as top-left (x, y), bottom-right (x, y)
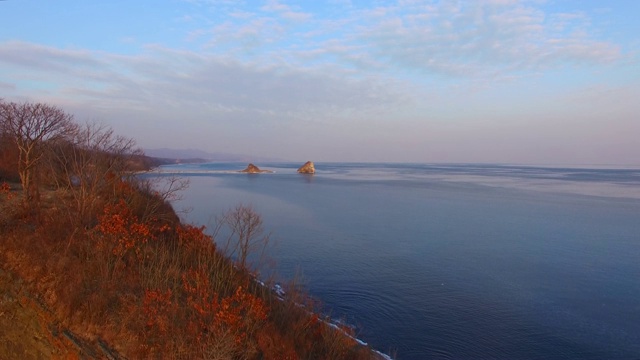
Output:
top-left (239, 163), bottom-right (272, 173)
top-left (297, 161), bottom-right (315, 174)
top-left (240, 163), bottom-right (261, 173)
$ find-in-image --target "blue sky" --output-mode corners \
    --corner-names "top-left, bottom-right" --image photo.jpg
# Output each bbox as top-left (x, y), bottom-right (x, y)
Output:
top-left (1, 0), bottom-right (638, 164)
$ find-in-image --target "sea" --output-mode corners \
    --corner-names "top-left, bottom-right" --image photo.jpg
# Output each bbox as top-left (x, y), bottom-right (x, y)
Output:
top-left (149, 162), bottom-right (640, 360)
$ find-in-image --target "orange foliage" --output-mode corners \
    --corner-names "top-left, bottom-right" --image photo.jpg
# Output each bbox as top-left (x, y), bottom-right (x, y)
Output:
top-left (182, 267), bottom-right (218, 341)
top-left (96, 199), bottom-right (154, 258)
top-left (2, 181), bottom-right (371, 359)
top-left (180, 268), bottom-right (269, 348)
top-left (0, 105), bottom-right (375, 359)
top-left (142, 289), bottom-right (177, 336)
top-left (217, 285), bottom-right (269, 345)
top-left (177, 224), bottom-right (215, 252)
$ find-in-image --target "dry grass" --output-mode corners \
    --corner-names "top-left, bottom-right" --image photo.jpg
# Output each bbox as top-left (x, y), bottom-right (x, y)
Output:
top-left (0, 178), bottom-right (379, 359)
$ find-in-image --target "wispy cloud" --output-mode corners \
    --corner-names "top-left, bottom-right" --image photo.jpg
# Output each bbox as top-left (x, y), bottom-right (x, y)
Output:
top-left (0, 81), bottom-right (16, 91)
top-left (0, 0), bottom-right (636, 163)
top-left (0, 41), bottom-right (101, 73)
top-left (181, 0), bottom-right (622, 79)
top-left (0, 41), bottom-right (408, 119)
top-left (260, 0), bottom-right (312, 22)
top-left (331, 0), bottom-right (621, 78)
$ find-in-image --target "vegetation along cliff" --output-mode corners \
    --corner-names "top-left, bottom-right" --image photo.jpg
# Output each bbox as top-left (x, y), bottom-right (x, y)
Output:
top-left (0, 100), bottom-right (378, 359)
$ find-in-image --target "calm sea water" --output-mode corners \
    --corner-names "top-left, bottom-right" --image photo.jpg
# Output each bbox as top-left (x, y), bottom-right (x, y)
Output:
top-left (153, 163), bottom-right (640, 360)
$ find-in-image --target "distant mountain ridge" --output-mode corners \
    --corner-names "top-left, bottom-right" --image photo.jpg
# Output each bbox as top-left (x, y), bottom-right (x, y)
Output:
top-left (144, 148), bottom-right (280, 162)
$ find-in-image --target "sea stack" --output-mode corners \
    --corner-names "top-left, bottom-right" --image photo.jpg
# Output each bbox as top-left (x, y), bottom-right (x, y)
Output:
top-left (240, 163), bottom-right (262, 173)
top-left (297, 161), bottom-right (315, 174)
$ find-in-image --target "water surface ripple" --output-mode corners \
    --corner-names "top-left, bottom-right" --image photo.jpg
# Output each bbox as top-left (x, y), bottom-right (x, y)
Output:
top-left (155, 163), bottom-right (640, 359)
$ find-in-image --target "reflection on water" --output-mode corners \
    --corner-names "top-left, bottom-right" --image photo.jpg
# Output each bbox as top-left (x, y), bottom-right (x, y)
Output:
top-left (158, 163), bottom-right (640, 360)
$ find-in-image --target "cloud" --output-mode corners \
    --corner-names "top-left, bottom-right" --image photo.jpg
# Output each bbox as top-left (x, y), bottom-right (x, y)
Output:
top-left (0, 81), bottom-right (16, 91)
top-left (1, 1), bottom-right (636, 163)
top-left (182, 0), bottom-right (238, 5)
top-left (181, 0), bottom-right (623, 80)
top-left (260, 0), bottom-right (312, 22)
top-left (0, 40), bottom-right (415, 159)
top-left (0, 41), bottom-right (408, 121)
top-left (0, 41), bottom-right (101, 73)
top-left (352, 0), bottom-right (621, 77)
top-left (203, 18), bottom-right (286, 53)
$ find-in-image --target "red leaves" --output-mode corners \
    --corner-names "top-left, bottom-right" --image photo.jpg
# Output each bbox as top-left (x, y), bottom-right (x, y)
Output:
top-left (143, 289), bottom-right (176, 335)
top-left (217, 285), bottom-right (269, 345)
top-left (90, 200), bottom-right (357, 359)
top-left (176, 224), bottom-right (215, 252)
top-left (96, 199), bottom-right (154, 257)
top-left (182, 268), bottom-right (218, 325)
top-left (180, 268), bottom-right (269, 347)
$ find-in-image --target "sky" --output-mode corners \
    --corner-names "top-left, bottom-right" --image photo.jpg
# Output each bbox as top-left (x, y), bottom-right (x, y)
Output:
top-left (0, 0), bottom-right (639, 165)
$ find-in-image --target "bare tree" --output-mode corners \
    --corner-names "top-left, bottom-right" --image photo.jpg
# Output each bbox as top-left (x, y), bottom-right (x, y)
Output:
top-left (48, 122), bottom-right (140, 224)
top-left (0, 101), bottom-right (74, 205)
top-left (0, 99), bottom-right (17, 181)
top-left (46, 121), bottom-right (190, 225)
top-left (0, 109), bottom-right (19, 181)
top-left (132, 175), bottom-right (189, 222)
top-left (215, 205), bottom-right (270, 271)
